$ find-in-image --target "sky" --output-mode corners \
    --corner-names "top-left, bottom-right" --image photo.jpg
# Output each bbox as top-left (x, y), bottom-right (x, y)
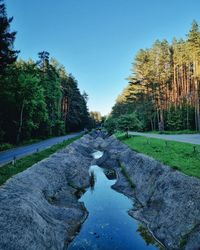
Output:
top-left (6, 0), bottom-right (200, 115)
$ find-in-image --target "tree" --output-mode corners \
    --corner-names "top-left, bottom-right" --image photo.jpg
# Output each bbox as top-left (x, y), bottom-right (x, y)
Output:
top-left (90, 111), bottom-right (102, 127)
top-left (187, 20), bottom-right (200, 131)
top-left (0, 0), bottom-right (19, 74)
top-left (0, 1), bottom-right (91, 143)
top-left (0, 0), bottom-right (19, 142)
top-left (104, 116), bottom-right (118, 134)
top-left (111, 21), bottom-right (200, 132)
top-left (38, 52), bottom-right (64, 136)
top-left (0, 60), bottom-right (48, 143)
top-left (117, 113), bottom-right (144, 132)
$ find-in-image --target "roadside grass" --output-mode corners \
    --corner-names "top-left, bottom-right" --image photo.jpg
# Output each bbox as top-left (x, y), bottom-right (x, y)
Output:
top-left (116, 133), bottom-right (200, 179)
top-left (0, 135), bottom-right (81, 186)
top-left (0, 138), bottom-right (49, 152)
top-left (0, 143), bottom-right (14, 151)
top-left (0, 132), bottom-right (77, 152)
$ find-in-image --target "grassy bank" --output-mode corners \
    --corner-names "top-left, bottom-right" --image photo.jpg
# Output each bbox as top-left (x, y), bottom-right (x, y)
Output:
top-left (117, 133), bottom-right (200, 179)
top-left (0, 135), bottom-right (81, 186)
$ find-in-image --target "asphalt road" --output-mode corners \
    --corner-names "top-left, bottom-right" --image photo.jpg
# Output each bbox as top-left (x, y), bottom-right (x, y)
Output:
top-left (129, 132), bottom-right (200, 145)
top-left (0, 132), bottom-right (83, 166)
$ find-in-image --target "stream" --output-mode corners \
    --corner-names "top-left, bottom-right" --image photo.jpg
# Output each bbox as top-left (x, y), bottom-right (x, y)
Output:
top-left (68, 152), bottom-right (159, 250)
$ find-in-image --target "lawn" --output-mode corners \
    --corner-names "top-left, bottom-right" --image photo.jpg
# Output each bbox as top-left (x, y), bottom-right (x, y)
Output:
top-left (117, 133), bottom-right (200, 179)
top-left (0, 135), bottom-right (81, 186)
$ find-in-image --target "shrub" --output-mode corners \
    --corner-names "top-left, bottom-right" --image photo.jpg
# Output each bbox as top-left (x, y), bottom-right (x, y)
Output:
top-left (104, 113), bottom-right (143, 134)
top-left (117, 113), bottom-right (144, 132)
top-left (104, 117), bottom-right (118, 134)
top-left (0, 143), bottom-right (13, 151)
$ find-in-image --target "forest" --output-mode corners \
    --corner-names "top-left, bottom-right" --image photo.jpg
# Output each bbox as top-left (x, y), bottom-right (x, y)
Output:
top-left (106, 21), bottom-right (200, 133)
top-left (0, 0), bottom-right (93, 145)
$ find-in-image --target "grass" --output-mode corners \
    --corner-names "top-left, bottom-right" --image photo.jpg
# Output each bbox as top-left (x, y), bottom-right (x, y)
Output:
top-left (0, 138), bottom-right (48, 152)
top-left (0, 135), bottom-right (81, 186)
top-left (0, 143), bottom-right (14, 151)
top-left (117, 133), bottom-right (200, 179)
top-left (0, 132), bottom-right (78, 152)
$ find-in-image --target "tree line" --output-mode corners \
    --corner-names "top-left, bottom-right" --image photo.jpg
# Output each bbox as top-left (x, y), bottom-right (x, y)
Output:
top-left (0, 0), bottom-right (93, 145)
top-left (107, 21), bottom-right (200, 132)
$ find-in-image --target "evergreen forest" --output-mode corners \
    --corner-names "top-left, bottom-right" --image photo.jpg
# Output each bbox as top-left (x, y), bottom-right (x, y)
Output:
top-left (106, 21), bottom-right (200, 133)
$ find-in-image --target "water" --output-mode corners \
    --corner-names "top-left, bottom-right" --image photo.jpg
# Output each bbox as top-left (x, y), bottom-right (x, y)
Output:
top-left (92, 150), bottom-right (104, 159)
top-left (68, 152), bottom-right (159, 250)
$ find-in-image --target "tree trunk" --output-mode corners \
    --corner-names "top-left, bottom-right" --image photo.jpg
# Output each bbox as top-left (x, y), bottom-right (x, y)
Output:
top-left (16, 99), bottom-right (25, 144)
top-left (195, 79), bottom-right (200, 131)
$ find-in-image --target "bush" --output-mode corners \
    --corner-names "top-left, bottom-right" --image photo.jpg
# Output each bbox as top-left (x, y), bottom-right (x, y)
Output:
top-left (117, 113), bottom-right (144, 132)
top-left (104, 113), bottom-right (143, 134)
top-left (0, 143), bottom-right (13, 152)
top-left (52, 120), bottom-right (65, 136)
top-left (104, 117), bottom-right (118, 134)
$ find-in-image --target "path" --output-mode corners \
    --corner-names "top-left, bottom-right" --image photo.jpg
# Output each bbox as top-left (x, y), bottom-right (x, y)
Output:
top-left (129, 132), bottom-right (200, 145)
top-left (0, 132), bottom-right (83, 166)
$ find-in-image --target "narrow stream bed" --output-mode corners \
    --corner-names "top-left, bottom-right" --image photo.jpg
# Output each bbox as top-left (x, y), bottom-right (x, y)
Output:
top-left (68, 152), bottom-right (159, 250)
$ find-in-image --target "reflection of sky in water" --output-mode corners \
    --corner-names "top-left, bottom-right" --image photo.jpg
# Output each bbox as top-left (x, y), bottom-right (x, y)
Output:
top-left (92, 151), bottom-right (103, 159)
top-left (68, 165), bottom-right (158, 250)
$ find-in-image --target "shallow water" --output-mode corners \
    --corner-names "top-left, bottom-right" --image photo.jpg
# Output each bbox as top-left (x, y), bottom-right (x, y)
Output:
top-left (68, 162), bottom-right (158, 250)
top-left (92, 150), bottom-right (104, 159)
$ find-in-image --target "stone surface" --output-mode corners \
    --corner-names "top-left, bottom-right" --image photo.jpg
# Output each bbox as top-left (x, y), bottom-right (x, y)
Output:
top-left (0, 134), bottom-right (95, 250)
top-left (97, 135), bottom-right (200, 250)
top-left (1, 132), bottom-right (200, 250)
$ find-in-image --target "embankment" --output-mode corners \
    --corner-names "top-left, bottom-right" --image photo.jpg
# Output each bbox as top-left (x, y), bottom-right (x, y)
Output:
top-left (0, 135), bottom-right (95, 249)
top-left (0, 132), bottom-right (200, 249)
top-left (96, 135), bottom-right (200, 250)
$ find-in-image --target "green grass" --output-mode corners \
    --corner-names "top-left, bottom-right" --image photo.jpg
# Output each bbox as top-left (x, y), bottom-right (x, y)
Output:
top-left (0, 143), bottom-right (14, 151)
top-left (0, 135), bottom-right (81, 186)
top-left (0, 132), bottom-right (79, 152)
top-left (117, 133), bottom-right (200, 179)
top-left (0, 138), bottom-right (49, 152)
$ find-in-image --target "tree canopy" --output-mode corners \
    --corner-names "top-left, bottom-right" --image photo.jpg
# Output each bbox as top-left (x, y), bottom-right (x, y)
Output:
top-left (0, 1), bottom-right (92, 144)
top-left (109, 21), bottom-right (200, 132)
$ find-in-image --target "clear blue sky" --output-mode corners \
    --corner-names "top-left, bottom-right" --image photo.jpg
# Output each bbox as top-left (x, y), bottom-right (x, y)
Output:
top-left (6, 0), bottom-right (200, 115)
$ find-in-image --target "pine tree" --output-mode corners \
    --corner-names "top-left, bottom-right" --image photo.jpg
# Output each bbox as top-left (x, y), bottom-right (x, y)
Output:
top-left (187, 20), bottom-right (200, 130)
top-left (0, 0), bottom-right (19, 73)
top-left (111, 21), bottom-right (200, 132)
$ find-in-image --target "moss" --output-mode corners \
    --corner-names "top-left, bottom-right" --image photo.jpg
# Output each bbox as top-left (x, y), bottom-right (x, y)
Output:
top-left (47, 195), bottom-right (57, 204)
top-left (117, 159), bottom-right (135, 189)
top-left (137, 224), bottom-right (165, 250)
top-left (68, 182), bottom-right (86, 199)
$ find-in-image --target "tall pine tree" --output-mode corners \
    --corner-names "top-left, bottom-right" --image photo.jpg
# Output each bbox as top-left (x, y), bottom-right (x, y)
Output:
top-left (0, 0), bottom-right (19, 74)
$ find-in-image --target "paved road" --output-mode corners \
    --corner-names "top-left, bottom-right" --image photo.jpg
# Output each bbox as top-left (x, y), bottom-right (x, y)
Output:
top-left (129, 132), bottom-right (200, 145)
top-left (0, 132), bottom-right (83, 166)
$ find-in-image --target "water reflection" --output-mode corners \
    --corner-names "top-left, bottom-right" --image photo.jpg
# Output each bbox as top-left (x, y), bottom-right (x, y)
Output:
top-left (103, 169), bottom-right (117, 180)
top-left (68, 164), bottom-right (159, 250)
top-left (92, 150), bottom-right (103, 159)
